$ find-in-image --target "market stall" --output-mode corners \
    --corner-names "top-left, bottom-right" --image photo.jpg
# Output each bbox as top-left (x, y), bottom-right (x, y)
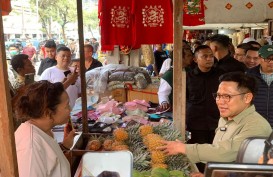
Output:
top-left (1, 0), bottom-right (272, 176)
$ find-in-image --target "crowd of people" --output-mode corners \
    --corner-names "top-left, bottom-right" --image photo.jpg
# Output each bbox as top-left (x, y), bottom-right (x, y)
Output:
top-left (156, 34), bottom-right (273, 174)
top-left (6, 38), bottom-right (103, 176)
top-left (5, 33), bottom-right (273, 176)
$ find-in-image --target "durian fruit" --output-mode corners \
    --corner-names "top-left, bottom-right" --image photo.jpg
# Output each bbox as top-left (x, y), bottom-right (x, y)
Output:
top-left (144, 133), bottom-right (164, 151)
top-left (151, 163), bottom-right (168, 169)
top-left (88, 140), bottom-right (102, 151)
top-left (103, 139), bottom-right (113, 151)
top-left (112, 144), bottom-right (129, 151)
top-left (151, 150), bottom-right (166, 164)
top-left (139, 125), bottom-right (153, 137)
top-left (113, 128), bottom-right (129, 141)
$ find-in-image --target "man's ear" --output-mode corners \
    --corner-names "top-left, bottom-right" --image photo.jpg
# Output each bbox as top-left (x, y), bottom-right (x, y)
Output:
top-left (245, 92), bottom-right (253, 104)
top-left (17, 67), bottom-right (24, 75)
top-left (193, 57), bottom-right (197, 63)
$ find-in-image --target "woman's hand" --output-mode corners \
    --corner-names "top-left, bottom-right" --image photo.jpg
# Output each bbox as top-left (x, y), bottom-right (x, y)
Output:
top-left (62, 123), bottom-right (77, 149)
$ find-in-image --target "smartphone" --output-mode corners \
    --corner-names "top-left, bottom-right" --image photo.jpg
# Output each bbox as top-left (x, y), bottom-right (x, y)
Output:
top-left (25, 73), bottom-right (35, 85)
top-left (64, 70), bottom-right (71, 77)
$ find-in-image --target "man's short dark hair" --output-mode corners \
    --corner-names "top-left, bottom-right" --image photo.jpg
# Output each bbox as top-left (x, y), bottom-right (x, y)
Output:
top-left (11, 54), bottom-right (29, 72)
top-left (194, 45), bottom-right (211, 56)
top-left (56, 46), bottom-right (71, 53)
top-left (246, 46), bottom-right (259, 53)
top-left (219, 72), bottom-right (257, 97)
top-left (247, 41), bottom-right (262, 48)
top-left (210, 34), bottom-right (230, 49)
top-left (84, 44), bottom-right (94, 52)
top-left (237, 43), bottom-right (251, 53)
top-left (45, 40), bottom-right (56, 48)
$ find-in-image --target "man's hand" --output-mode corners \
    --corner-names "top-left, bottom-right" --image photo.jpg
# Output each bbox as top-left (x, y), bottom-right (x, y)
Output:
top-left (190, 172), bottom-right (204, 177)
top-left (159, 102), bottom-right (171, 111)
top-left (63, 66), bottom-right (79, 89)
top-left (157, 139), bottom-right (186, 155)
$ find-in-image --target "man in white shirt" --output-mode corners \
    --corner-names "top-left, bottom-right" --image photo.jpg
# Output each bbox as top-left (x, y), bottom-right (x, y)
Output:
top-left (40, 46), bottom-right (81, 108)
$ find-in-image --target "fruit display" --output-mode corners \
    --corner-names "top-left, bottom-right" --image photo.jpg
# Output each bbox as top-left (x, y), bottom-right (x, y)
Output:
top-left (87, 123), bottom-right (191, 176)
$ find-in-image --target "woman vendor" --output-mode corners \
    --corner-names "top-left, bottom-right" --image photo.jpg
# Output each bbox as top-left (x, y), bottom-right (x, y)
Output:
top-left (12, 80), bottom-right (76, 177)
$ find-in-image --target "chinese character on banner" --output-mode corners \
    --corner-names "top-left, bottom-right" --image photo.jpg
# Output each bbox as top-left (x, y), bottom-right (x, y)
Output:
top-left (132, 0), bottom-right (173, 45)
top-left (183, 0), bottom-right (205, 26)
top-left (1, 0), bottom-right (11, 16)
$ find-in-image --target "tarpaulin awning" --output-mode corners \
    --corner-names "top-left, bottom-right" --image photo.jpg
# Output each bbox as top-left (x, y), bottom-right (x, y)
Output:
top-left (204, 0), bottom-right (273, 23)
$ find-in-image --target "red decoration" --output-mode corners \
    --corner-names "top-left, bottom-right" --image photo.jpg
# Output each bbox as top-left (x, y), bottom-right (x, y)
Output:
top-left (1, 0), bottom-right (11, 16)
top-left (99, 0), bottom-right (133, 46)
top-left (225, 3), bottom-right (232, 10)
top-left (245, 2), bottom-right (253, 9)
top-left (99, 0), bottom-right (173, 50)
top-left (268, 1), bottom-right (273, 8)
top-left (183, 0), bottom-right (205, 26)
top-left (132, 0), bottom-right (173, 45)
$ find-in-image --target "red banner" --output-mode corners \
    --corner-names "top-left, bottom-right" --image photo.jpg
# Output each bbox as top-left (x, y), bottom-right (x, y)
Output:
top-left (132, 0), bottom-right (173, 45)
top-left (99, 0), bottom-right (173, 50)
top-left (1, 0), bottom-right (11, 16)
top-left (99, 0), bottom-right (133, 46)
top-left (183, 0), bottom-right (205, 26)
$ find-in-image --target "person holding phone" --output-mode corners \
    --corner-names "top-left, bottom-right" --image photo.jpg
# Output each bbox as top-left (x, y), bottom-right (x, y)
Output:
top-left (40, 46), bottom-right (81, 108)
top-left (10, 54), bottom-right (35, 92)
top-left (12, 81), bottom-right (76, 177)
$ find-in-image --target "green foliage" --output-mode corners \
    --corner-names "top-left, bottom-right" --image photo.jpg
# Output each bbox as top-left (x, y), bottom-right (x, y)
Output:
top-left (83, 10), bottom-right (99, 31)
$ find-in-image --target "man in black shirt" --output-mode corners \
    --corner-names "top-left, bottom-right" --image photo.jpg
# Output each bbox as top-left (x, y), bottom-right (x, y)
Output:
top-left (153, 44), bottom-right (169, 76)
top-left (210, 34), bottom-right (246, 73)
top-left (84, 44), bottom-right (102, 71)
top-left (37, 40), bottom-right (57, 75)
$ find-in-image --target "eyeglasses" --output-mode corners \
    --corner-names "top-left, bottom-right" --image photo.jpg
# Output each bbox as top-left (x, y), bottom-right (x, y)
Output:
top-left (212, 93), bottom-right (247, 102)
top-left (264, 57), bottom-right (273, 62)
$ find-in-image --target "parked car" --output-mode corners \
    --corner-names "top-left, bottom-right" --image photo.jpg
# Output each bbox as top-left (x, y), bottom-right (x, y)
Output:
top-left (5, 38), bottom-right (25, 51)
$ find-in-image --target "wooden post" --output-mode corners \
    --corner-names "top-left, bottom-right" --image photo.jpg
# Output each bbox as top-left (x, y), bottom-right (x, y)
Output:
top-left (76, 0), bottom-right (88, 133)
top-left (172, 0), bottom-right (186, 141)
top-left (0, 8), bottom-right (19, 177)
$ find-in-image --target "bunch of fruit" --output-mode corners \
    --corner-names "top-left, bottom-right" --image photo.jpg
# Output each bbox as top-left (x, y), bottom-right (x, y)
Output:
top-left (139, 125), bottom-right (168, 169)
top-left (88, 128), bottom-right (129, 151)
top-left (87, 123), bottom-right (191, 176)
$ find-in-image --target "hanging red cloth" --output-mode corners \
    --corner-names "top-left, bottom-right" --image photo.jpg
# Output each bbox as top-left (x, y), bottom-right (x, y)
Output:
top-left (1, 0), bottom-right (11, 16)
top-left (183, 0), bottom-right (205, 26)
top-left (132, 0), bottom-right (173, 45)
top-left (99, 0), bottom-right (133, 46)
